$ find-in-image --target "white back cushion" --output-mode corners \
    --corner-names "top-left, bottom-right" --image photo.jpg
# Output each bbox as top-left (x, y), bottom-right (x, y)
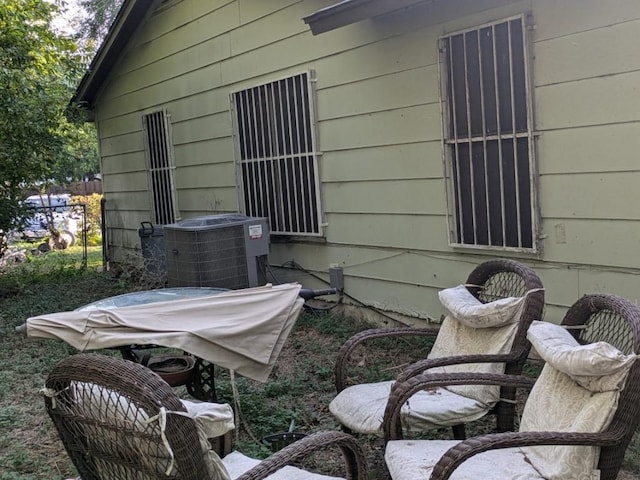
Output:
top-left (438, 285), bottom-right (527, 328)
top-left (428, 286), bottom-right (527, 403)
top-left (520, 322), bottom-right (638, 479)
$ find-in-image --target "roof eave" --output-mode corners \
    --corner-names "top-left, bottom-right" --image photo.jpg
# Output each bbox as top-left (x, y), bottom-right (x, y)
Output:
top-left (303, 0), bottom-right (430, 35)
top-left (71, 0), bottom-right (153, 110)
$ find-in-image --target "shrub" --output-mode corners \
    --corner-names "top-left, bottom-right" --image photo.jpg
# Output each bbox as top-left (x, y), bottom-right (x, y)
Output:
top-left (71, 193), bottom-right (102, 245)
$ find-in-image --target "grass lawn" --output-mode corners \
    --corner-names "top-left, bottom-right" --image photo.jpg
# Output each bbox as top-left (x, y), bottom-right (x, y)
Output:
top-left (0, 249), bottom-right (639, 479)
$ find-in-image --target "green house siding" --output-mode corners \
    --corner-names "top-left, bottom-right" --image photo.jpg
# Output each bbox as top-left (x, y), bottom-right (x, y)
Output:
top-left (93, 0), bottom-right (640, 322)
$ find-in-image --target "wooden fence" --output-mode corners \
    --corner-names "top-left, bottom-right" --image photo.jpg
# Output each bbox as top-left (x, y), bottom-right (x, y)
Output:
top-left (35, 180), bottom-right (102, 196)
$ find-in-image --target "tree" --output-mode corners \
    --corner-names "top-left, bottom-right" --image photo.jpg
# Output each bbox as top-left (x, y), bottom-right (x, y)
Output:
top-left (0, 0), bottom-right (87, 249)
top-left (55, 120), bottom-right (101, 182)
top-left (79, 0), bottom-right (124, 45)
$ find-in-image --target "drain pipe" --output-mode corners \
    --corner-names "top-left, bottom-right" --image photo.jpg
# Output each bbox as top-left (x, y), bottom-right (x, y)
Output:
top-left (100, 196), bottom-right (108, 269)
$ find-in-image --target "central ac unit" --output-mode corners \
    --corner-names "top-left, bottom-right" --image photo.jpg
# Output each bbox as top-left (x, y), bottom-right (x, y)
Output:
top-left (164, 214), bottom-right (269, 289)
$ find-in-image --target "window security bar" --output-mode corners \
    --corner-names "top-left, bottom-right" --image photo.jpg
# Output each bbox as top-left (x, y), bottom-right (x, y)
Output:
top-left (231, 72), bottom-right (323, 236)
top-left (143, 110), bottom-right (177, 225)
top-left (441, 15), bottom-right (537, 251)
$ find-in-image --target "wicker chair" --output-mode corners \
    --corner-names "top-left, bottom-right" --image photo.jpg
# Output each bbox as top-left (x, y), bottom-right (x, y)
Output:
top-left (44, 354), bottom-right (367, 480)
top-left (383, 294), bottom-right (640, 480)
top-left (329, 258), bottom-right (544, 439)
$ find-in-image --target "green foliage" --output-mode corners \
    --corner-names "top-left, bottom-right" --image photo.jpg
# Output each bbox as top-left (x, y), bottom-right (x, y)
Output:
top-left (0, 246), bottom-right (104, 300)
top-left (55, 122), bottom-right (100, 182)
top-left (626, 431), bottom-right (640, 473)
top-left (0, 406), bottom-right (24, 429)
top-left (0, 0), bottom-right (94, 239)
top-left (78, 0), bottom-right (125, 45)
top-left (71, 193), bottom-right (103, 245)
top-left (296, 310), bottom-right (368, 341)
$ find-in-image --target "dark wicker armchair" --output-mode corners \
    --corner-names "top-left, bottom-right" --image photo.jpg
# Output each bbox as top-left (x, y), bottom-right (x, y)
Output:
top-left (44, 354), bottom-right (368, 480)
top-left (329, 258), bottom-right (544, 439)
top-left (383, 293), bottom-right (640, 480)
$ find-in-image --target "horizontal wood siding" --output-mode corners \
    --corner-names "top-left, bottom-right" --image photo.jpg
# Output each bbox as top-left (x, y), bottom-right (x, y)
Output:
top-left (537, 125), bottom-right (640, 175)
top-left (323, 179), bottom-right (445, 215)
top-left (537, 73), bottom-right (640, 130)
top-left (95, 0), bottom-right (640, 320)
top-left (320, 142), bottom-right (444, 182)
top-left (320, 104), bottom-right (442, 150)
top-left (173, 138), bottom-right (235, 167)
top-left (176, 187), bottom-right (238, 217)
top-left (540, 173), bottom-right (640, 221)
top-left (324, 213), bottom-right (449, 250)
top-left (531, 0), bottom-right (640, 290)
top-left (540, 218), bottom-right (640, 270)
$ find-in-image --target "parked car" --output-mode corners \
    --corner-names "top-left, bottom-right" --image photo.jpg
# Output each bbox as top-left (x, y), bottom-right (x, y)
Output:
top-left (18, 194), bottom-right (79, 246)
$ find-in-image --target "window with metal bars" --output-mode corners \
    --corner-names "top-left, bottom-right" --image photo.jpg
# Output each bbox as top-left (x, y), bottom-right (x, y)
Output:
top-left (142, 110), bottom-right (178, 225)
top-left (440, 15), bottom-right (537, 251)
top-left (230, 72), bottom-right (322, 237)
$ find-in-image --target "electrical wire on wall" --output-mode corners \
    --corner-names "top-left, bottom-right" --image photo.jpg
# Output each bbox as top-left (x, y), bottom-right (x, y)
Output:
top-left (264, 261), bottom-right (283, 285)
top-left (272, 260), bottom-right (413, 326)
top-left (260, 258), bottom-right (339, 313)
top-left (281, 260), bottom-right (340, 314)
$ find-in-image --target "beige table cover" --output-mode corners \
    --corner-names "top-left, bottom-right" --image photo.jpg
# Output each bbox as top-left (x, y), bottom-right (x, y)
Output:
top-left (26, 283), bottom-right (304, 382)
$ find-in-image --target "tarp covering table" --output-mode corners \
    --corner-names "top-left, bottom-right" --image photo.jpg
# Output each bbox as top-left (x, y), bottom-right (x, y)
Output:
top-left (26, 283), bottom-right (304, 382)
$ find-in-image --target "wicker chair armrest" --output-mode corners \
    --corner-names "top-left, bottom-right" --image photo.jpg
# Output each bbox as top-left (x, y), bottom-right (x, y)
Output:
top-left (383, 372), bottom-right (536, 442)
top-left (335, 327), bottom-right (440, 392)
top-left (235, 431), bottom-right (368, 480)
top-left (395, 353), bottom-right (520, 383)
top-left (429, 430), bottom-right (622, 480)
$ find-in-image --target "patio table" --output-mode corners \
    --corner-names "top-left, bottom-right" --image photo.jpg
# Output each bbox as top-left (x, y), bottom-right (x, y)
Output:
top-left (23, 283), bottom-right (306, 401)
top-left (75, 286), bottom-right (227, 400)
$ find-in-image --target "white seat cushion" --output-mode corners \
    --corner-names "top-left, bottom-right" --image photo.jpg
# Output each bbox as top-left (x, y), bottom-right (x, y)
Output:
top-left (331, 286), bottom-right (526, 436)
top-left (329, 381), bottom-right (492, 435)
top-left (222, 451), bottom-right (344, 479)
top-left (385, 440), bottom-right (543, 480)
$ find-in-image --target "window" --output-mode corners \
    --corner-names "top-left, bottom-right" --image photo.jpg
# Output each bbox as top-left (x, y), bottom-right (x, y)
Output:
top-left (230, 72), bottom-right (323, 237)
top-left (440, 15), bottom-right (537, 251)
top-left (142, 110), bottom-right (178, 225)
